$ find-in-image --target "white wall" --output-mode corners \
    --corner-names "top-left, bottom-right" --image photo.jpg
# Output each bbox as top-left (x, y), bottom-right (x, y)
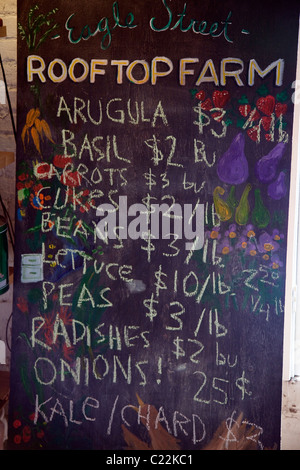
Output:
top-left (0, 0), bottom-right (16, 372)
top-left (282, 380), bottom-right (300, 450)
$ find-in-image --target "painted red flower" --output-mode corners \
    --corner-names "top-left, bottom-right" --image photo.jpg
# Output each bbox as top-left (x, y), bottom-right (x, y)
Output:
top-left (41, 312), bottom-right (56, 346)
top-left (238, 104), bottom-right (260, 122)
top-left (35, 162), bottom-right (52, 179)
top-left (13, 434), bottom-right (22, 444)
top-left (37, 429), bottom-right (45, 439)
top-left (18, 173), bottom-right (28, 181)
top-left (238, 104), bottom-right (251, 117)
top-left (33, 183), bottom-right (43, 193)
top-left (256, 95), bottom-right (275, 116)
top-left (60, 171), bottom-right (82, 187)
top-left (17, 297), bottom-right (28, 314)
top-left (201, 98), bottom-right (213, 111)
top-left (79, 202), bottom-right (92, 213)
top-left (247, 125), bottom-right (260, 142)
top-left (13, 419), bottom-right (22, 429)
top-left (275, 102), bottom-right (287, 117)
top-left (53, 154), bottom-right (73, 168)
top-left (195, 90), bottom-right (206, 101)
top-left (62, 343), bottom-right (75, 362)
top-left (25, 180), bottom-right (34, 189)
top-left (41, 308), bottom-right (73, 348)
top-left (22, 425), bottom-right (32, 443)
top-left (261, 116), bottom-right (272, 131)
top-left (212, 90), bottom-right (230, 108)
top-left (59, 306), bottom-right (72, 325)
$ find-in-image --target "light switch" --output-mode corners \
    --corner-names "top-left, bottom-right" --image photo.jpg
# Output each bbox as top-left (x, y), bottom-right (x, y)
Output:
top-left (0, 80), bottom-right (5, 104)
top-left (0, 341), bottom-right (5, 364)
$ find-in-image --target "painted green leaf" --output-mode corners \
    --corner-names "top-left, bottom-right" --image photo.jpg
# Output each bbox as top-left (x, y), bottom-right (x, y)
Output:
top-left (213, 186), bottom-right (232, 222)
top-left (235, 184), bottom-right (252, 225)
top-left (252, 188), bottom-right (270, 228)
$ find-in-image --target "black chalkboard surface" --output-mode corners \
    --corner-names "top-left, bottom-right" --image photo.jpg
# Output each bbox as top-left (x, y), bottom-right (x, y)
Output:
top-left (8, 0), bottom-right (299, 450)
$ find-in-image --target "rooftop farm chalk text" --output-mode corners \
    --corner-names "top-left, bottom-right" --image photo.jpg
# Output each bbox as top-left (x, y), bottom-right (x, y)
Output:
top-left (26, 55), bottom-right (285, 87)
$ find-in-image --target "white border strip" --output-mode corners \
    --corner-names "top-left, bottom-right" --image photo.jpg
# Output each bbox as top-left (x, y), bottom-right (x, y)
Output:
top-left (283, 16), bottom-right (300, 381)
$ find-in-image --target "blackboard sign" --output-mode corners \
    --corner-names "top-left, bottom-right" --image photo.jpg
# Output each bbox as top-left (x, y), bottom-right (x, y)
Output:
top-left (8, 0), bottom-right (299, 450)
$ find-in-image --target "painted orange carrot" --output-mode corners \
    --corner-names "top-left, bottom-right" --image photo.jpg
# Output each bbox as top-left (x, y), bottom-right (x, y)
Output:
top-left (21, 107), bottom-right (54, 154)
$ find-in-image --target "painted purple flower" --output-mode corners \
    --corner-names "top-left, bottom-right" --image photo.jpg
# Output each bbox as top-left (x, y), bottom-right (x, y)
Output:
top-left (272, 229), bottom-right (284, 241)
top-left (242, 224), bottom-right (256, 239)
top-left (269, 254), bottom-right (283, 269)
top-left (205, 226), bottom-right (221, 240)
top-left (245, 241), bottom-right (258, 256)
top-left (225, 224), bottom-right (237, 239)
top-left (216, 237), bottom-right (233, 255)
top-left (236, 235), bottom-right (248, 250)
top-left (257, 232), bottom-right (280, 254)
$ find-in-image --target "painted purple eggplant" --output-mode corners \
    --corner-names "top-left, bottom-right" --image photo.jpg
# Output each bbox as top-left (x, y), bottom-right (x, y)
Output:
top-left (217, 133), bottom-right (249, 185)
top-left (267, 171), bottom-right (287, 200)
top-left (255, 142), bottom-right (286, 183)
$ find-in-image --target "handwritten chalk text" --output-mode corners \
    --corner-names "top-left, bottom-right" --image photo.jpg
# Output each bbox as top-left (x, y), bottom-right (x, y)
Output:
top-left (27, 55), bottom-right (285, 87)
top-left (150, 0), bottom-right (233, 43)
top-left (65, 1), bottom-right (137, 51)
